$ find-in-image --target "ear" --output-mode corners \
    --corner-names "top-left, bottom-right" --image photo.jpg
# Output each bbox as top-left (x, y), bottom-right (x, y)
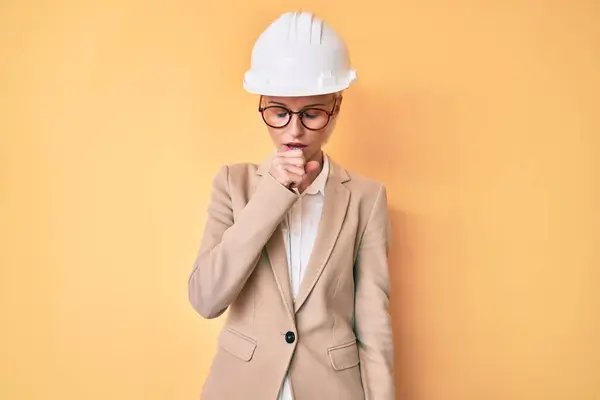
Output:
top-left (333, 95), bottom-right (343, 116)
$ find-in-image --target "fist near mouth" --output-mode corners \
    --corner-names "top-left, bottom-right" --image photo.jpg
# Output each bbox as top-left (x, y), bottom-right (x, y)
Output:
top-left (269, 146), bottom-right (321, 191)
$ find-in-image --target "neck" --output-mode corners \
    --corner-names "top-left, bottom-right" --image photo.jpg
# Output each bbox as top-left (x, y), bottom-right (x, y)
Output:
top-left (309, 149), bottom-right (324, 167)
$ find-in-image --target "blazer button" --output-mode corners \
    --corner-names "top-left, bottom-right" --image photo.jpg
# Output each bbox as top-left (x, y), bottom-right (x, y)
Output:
top-left (285, 331), bottom-right (295, 344)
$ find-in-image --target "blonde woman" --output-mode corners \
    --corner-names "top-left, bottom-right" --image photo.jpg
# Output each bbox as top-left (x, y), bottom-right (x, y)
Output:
top-left (189, 11), bottom-right (395, 400)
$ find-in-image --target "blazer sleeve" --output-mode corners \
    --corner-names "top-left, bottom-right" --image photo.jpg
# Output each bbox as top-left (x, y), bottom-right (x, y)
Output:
top-left (188, 165), bottom-right (298, 319)
top-left (354, 184), bottom-right (396, 399)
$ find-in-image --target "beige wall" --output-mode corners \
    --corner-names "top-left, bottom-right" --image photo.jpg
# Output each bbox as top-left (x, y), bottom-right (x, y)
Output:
top-left (1, 1), bottom-right (598, 399)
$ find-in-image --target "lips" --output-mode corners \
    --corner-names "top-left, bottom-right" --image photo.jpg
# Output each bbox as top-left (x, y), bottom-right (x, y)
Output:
top-left (286, 143), bottom-right (307, 150)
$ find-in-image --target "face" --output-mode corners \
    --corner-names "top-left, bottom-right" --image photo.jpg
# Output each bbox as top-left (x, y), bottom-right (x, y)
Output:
top-left (259, 93), bottom-right (342, 163)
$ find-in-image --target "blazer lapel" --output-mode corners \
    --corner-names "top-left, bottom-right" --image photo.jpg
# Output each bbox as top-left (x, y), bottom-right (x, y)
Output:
top-left (255, 157), bottom-right (295, 322)
top-left (294, 159), bottom-right (351, 313)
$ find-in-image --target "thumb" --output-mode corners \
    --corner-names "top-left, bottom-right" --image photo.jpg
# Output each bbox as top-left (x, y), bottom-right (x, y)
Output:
top-left (305, 160), bottom-right (320, 173)
top-left (300, 160), bottom-right (321, 187)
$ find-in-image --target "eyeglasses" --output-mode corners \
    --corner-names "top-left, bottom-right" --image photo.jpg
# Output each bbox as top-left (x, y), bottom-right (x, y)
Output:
top-left (258, 96), bottom-right (340, 131)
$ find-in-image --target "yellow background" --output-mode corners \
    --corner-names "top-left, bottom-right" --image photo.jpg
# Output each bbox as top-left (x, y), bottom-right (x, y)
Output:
top-left (1, 0), bottom-right (598, 399)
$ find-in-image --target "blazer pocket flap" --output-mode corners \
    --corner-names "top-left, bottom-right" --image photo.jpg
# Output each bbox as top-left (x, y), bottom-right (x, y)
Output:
top-left (327, 340), bottom-right (360, 371)
top-left (219, 328), bottom-right (257, 362)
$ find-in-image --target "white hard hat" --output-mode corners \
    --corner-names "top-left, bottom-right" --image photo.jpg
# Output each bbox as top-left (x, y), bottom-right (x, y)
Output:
top-left (244, 11), bottom-right (357, 97)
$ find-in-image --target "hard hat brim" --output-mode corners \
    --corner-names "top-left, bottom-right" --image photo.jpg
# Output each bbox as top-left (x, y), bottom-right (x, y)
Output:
top-left (243, 81), bottom-right (353, 97)
top-left (243, 69), bottom-right (357, 97)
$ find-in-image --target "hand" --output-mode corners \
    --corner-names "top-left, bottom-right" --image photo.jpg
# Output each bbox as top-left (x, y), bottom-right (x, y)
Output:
top-left (269, 147), bottom-right (321, 190)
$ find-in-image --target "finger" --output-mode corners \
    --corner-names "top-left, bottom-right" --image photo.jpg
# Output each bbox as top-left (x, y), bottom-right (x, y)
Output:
top-left (281, 157), bottom-right (305, 167)
top-left (282, 164), bottom-right (305, 176)
top-left (278, 149), bottom-right (304, 158)
top-left (287, 173), bottom-right (304, 186)
top-left (273, 156), bottom-right (302, 168)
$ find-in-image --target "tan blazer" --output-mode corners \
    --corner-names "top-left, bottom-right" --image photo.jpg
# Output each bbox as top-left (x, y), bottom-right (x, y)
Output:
top-left (188, 156), bottom-right (395, 400)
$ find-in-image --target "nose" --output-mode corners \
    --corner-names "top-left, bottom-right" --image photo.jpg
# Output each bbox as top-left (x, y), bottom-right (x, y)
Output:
top-left (288, 114), bottom-right (304, 138)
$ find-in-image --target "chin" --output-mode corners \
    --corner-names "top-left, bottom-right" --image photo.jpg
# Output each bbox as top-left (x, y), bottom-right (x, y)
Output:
top-left (307, 148), bottom-right (323, 161)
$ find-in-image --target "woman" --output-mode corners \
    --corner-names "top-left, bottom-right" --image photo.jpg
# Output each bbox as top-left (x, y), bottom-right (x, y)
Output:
top-left (188, 11), bottom-right (395, 400)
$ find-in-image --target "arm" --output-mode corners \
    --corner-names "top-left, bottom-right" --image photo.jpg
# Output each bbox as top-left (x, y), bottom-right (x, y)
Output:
top-left (188, 165), bottom-right (298, 319)
top-left (354, 184), bottom-right (396, 399)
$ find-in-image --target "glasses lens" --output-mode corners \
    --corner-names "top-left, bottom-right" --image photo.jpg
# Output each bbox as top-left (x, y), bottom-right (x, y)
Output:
top-left (301, 108), bottom-right (330, 130)
top-left (262, 107), bottom-right (291, 128)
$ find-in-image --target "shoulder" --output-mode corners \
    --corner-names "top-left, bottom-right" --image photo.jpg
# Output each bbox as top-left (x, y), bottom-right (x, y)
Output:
top-left (209, 161), bottom-right (261, 189)
top-left (335, 161), bottom-right (387, 202)
top-left (211, 161), bottom-right (259, 177)
top-left (347, 170), bottom-right (388, 215)
top-left (328, 158), bottom-right (389, 217)
top-left (336, 165), bottom-right (391, 242)
top-left (345, 169), bottom-right (385, 193)
top-left (224, 162), bottom-right (260, 176)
